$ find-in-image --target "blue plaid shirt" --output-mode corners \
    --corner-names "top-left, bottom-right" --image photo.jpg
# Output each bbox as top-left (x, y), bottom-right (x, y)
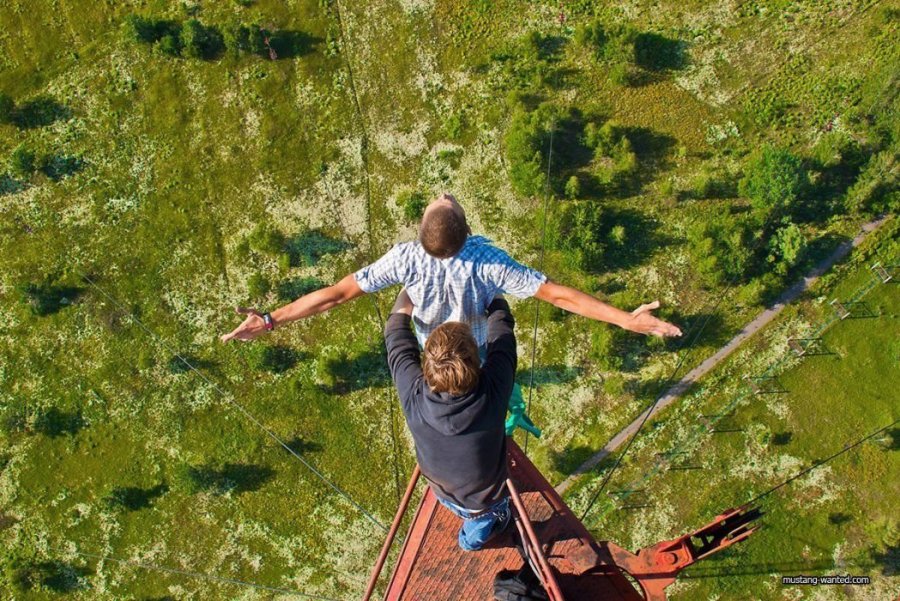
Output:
top-left (355, 236), bottom-right (546, 348)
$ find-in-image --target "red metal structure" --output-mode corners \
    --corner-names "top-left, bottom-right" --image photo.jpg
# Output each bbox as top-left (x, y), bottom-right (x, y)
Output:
top-left (364, 440), bottom-right (758, 601)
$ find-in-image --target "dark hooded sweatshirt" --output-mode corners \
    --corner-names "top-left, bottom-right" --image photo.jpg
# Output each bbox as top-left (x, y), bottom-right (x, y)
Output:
top-left (384, 298), bottom-right (516, 511)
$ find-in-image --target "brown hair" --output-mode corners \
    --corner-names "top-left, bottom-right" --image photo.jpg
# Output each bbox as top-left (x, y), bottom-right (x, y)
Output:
top-left (423, 322), bottom-right (481, 395)
top-left (419, 203), bottom-right (469, 259)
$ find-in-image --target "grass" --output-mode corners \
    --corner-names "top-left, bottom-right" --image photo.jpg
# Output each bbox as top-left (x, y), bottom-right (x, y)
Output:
top-left (563, 223), bottom-right (899, 599)
top-left (0, 0), bottom-right (897, 599)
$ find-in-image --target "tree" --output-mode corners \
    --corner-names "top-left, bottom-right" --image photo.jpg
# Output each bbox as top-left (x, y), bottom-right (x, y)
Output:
top-left (739, 145), bottom-right (807, 214)
top-left (688, 214), bottom-right (754, 287)
top-left (223, 23), bottom-right (266, 56)
top-left (767, 221), bottom-right (806, 275)
top-left (123, 15), bottom-right (162, 44)
top-left (564, 175), bottom-right (580, 199)
top-left (9, 145), bottom-right (36, 178)
top-left (157, 32), bottom-right (182, 57)
top-left (181, 19), bottom-right (223, 59)
top-left (505, 104), bottom-right (560, 197)
top-left (552, 200), bottom-right (605, 271)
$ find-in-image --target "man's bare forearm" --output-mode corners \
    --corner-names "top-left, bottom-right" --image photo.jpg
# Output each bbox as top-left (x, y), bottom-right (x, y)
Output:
top-left (270, 274), bottom-right (365, 327)
top-left (534, 280), bottom-right (681, 337)
top-left (535, 282), bottom-right (631, 328)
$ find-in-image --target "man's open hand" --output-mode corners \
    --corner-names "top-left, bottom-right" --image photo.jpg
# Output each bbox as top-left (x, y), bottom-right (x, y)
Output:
top-left (626, 301), bottom-right (682, 337)
top-left (220, 307), bottom-right (268, 343)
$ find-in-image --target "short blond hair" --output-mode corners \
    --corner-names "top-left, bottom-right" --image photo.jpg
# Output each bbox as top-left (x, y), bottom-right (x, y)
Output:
top-left (423, 322), bottom-right (480, 395)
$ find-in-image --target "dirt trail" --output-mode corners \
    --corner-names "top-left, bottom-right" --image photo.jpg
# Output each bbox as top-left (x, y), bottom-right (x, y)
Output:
top-left (555, 216), bottom-right (889, 495)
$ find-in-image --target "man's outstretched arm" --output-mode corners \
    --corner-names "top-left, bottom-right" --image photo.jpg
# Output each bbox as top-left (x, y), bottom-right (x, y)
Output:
top-left (220, 273), bottom-right (366, 342)
top-left (534, 280), bottom-right (682, 337)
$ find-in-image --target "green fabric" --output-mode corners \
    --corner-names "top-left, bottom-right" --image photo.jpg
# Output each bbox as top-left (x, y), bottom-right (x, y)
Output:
top-left (505, 383), bottom-right (542, 437)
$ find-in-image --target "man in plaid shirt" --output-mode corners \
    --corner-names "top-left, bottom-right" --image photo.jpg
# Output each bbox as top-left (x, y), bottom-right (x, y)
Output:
top-left (221, 193), bottom-right (680, 344)
top-left (222, 193), bottom-right (680, 434)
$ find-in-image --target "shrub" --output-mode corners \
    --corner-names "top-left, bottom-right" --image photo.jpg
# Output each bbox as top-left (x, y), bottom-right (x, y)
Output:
top-left (247, 273), bottom-right (270, 298)
top-left (564, 175), bottom-right (581, 199)
top-left (396, 190), bottom-right (427, 223)
top-left (609, 224), bottom-right (627, 246)
top-left (9, 145), bottom-right (36, 178)
top-left (17, 279), bottom-right (80, 316)
top-left (442, 112), bottom-right (464, 140)
top-left (505, 103), bottom-right (560, 197)
top-left (123, 15), bottom-right (163, 44)
top-left (0, 93), bottom-right (14, 123)
top-left (687, 214), bottom-right (754, 287)
top-left (602, 373), bottom-right (627, 397)
top-left (594, 135), bottom-right (638, 190)
top-left (247, 223), bottom-right (285, 255)
top-left (845, 150), bottom-right (898, 214)
top-left (554, 200), bottom-right (605, 271)
top-left (575, 20), bottom-right (607, 55)
top-left (157, 33), bottom-right (182, 57)
top-left (181, 19), bottom-right (223, 59)
top-left (739, 145), bottom-right (807, 214)
top-left (608, 62), bottom-right (635, 86)
top-left (277, 252), bottom-right (291, 273)
top-left (690, 170), bottom-right (717, 199)
top-left (767, 221), bottom-right (806, 276)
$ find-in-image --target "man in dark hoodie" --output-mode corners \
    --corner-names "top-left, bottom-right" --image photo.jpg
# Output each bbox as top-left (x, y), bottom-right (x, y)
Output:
top-left (384, 288), bottom-right (515, 551)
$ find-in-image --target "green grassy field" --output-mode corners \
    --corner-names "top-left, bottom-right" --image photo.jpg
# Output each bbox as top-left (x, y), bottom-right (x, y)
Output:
top-left (0, 0), bottom-right (897, 599)
top-left (565, 222), bottom-right (899, 600)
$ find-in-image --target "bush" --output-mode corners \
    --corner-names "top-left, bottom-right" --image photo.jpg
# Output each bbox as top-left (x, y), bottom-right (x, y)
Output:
top-left (123, 15), bottom-right (163, 44)
top-left (247, 273), bottom-right (270, 298)
top-left (181, 19), bottom-right (223, 59)
top-left (575, 20), bottom-right (607, 55)
top-left (442, 112), bottom-right (464, 140)
top-left (845, 150), bottom-right (898, 214)
top-left (608, 62), bottom-right (636, 86)
top-left (767, 221), bottom-right (806, 276)
top-left (603, 373), bottom-right (627, 397)
top-left (396, 190), bottom-right (427, 223)
top-left (9, 145), bottom-right (36, 178)
top-left (564, 175), bottom-right (581, 199)
top-left (247, 223), bottom-right (285, 255)
top-left (690, 170), bottom-right (719, 199)
top-left (609, 224), bottom-right (626, 246)
top-left (0, 93), bottom-right (14, 124)
top-left (553, 200), bottom-right (605, 271)
top-left (505, 103), bottom-right (560, 197)
top-left (17, 279), bottom-right (80, 316)
top-left (688, 214), bottom-right (754, 287)
top-left (739, 145), bottom-right (807, 215)
top-left (157, 33), bottom-right (182, 57)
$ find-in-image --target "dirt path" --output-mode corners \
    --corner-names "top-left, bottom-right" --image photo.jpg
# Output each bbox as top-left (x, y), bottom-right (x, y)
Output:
top-left (555, 215), bottom-right (889, 495)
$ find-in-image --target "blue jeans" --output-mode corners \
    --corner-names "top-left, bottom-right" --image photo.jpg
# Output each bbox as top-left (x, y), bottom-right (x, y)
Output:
top-left (438, 496), bottom-right (511, 551)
